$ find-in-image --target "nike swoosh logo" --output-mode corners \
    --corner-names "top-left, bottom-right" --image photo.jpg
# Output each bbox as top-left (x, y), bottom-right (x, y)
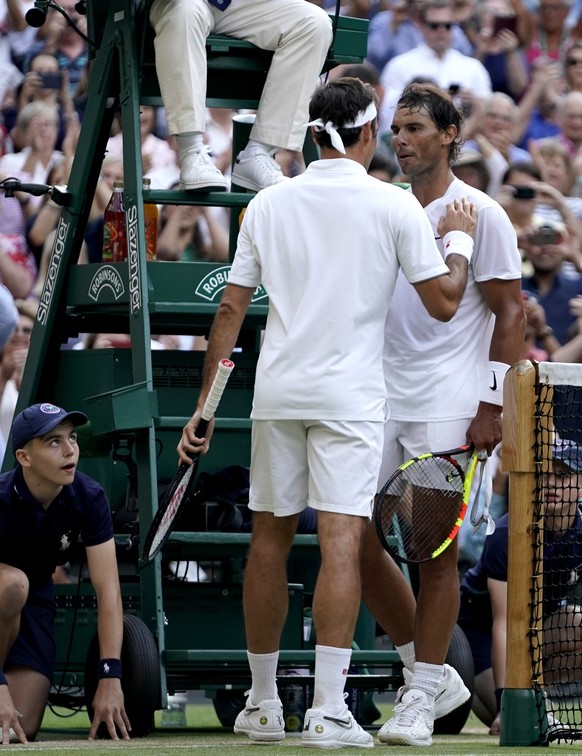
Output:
top-left (244, 706), bottom-right (260, 715)
top-left (490, 371), bottom-right (497, 391)
top-left (323, 715), bottom-right (353, 729)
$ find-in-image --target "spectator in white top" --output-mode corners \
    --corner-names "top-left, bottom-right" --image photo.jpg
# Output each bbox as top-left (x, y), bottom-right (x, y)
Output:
top-left (0, 283), bottom-right (17, 350)
top-left (381, 0), bottom-right (493, 128)
top-left (0, 102), bottom-right (62, 214)
top-left (366, 0), bottom-right (473, 74)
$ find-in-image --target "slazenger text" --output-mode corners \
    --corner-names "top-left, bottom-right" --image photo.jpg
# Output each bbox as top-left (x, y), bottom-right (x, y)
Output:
top-left (37, 218), bottom-right (69, 326)
top-left (127, 204), bottom-right (141, 313)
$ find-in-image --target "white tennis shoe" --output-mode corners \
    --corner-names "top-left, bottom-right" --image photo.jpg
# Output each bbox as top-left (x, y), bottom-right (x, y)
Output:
top-left (178, 149), bottom-right (228, 192)
top-left (233, 692), bottom-right (285, 742)
top-left (403, 663), bottom-right (471, 719)
top-left (231, 151), bottom-right (285, 192)
top-left (378, 689), bottom-right (434, 746)
top-left (301, 705), bottom-right (373, 749)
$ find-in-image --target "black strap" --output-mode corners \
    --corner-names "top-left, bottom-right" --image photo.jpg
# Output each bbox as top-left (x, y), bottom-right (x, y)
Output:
top-left (327, 0), bottom-right (342, 71)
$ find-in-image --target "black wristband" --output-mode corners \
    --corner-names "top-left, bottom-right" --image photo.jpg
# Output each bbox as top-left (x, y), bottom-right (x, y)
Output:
top-left (97, 658), bottom-right (122, 680)
top-left (495, 687), bottom-right (504, 712)
top-left (0, 669), bottom-right (6, 685)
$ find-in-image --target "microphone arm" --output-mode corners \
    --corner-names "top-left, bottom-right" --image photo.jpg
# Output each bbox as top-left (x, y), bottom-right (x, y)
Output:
top-left (25, 0), bottom-right (91, 45)
top-left (0, 178), bottom-right (72, 207)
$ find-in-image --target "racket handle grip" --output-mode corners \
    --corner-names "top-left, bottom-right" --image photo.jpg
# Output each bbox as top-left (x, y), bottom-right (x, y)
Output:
top-left (201, 359), bottom-right (235, 421)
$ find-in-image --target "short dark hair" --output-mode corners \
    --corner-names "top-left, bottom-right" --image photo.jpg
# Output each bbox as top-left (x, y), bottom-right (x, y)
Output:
top-left (309, 77), bottom-right (378, 152)
top-left (340, 63), bottom-right (381, 86)
top-left (395, 82), bottom-right (463, 164)
top-left (502, 161), bottom-right (542, 184)
top-left (420, 0), bottom-right (453, 24)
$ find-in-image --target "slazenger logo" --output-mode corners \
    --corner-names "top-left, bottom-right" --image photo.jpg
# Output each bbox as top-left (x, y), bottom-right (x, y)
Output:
top-left (88, 265), bottom-right (125, 301)
top-left (127, 204), bottom-right (141, 314)
top-left (195, 266), bottom-right (267, 303)
top-left (37, 217), bottom-right (70, 326)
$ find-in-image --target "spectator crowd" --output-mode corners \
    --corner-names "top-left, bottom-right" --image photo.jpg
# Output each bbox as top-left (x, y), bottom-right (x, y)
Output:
top-left (0, 0), bottom-right (580, 742)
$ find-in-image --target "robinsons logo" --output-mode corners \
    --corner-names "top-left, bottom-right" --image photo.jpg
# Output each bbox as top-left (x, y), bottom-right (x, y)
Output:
top-left (88, 266), bottom-right (125, 302)
top-left (195, 265), bottom-right (267, 303)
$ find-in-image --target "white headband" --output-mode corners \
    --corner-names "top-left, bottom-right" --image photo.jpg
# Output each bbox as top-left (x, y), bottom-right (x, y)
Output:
top-left (305, 102), bottom-right (377, 154)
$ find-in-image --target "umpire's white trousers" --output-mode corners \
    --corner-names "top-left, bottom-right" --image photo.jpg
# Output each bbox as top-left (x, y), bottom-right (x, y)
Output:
top-left (149, 0), bottom-right (333, 151)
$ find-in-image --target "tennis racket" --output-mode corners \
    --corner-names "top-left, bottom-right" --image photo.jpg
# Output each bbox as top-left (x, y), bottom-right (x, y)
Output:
top-left (374, 443), bottom-right (482, 564)
top-left (139, 358), bottom-right (235, 567)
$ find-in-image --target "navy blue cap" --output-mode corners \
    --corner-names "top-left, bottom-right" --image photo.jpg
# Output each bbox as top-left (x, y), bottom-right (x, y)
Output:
top-left (552, 439), bottom-right (582, 473)
top-left (12, 403), bottom-right (88, 453)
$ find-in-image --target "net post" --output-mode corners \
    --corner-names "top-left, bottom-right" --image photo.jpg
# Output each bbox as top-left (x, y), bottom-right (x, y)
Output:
top-left (501, 360), bottom-right (545, 746)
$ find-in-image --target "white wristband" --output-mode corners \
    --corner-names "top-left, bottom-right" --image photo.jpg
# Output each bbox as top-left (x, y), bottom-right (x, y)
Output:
top-left (443, 230), bottom-right (473, 263)
top-left (480, 361), bottom-right (511, 406)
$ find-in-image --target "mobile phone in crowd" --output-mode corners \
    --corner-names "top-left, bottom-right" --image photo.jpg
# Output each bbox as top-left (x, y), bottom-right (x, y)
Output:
top-left (492, 14), bottom-right (517, 36)
top-left (39, 71), bottom-right (63, 90)
top-left (528, 226), bottom-right (561, 246)
top-left (512, 185), bottom-right (536, 200)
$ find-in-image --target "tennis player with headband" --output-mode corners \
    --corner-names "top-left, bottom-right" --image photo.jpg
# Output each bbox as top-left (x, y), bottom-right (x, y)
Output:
top-left (178, 76), bottom-right (477, 747)
top-left (360, 82), bottom-right (526, 747)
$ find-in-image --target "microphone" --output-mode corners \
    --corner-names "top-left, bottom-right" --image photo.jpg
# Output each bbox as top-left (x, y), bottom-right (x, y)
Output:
top-left (25, 0), bottom-right (51, 28)
top-left (0, 179), bottom-right (72, 206)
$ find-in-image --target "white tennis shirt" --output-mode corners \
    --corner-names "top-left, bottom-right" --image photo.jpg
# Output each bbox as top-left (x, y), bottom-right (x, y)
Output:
top-left (384, 178), bottom-right (522, 421)
top-left (228, 158), bottom-right (450, 421)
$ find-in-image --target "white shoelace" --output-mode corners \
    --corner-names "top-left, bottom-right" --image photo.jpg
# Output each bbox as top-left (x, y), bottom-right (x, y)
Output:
top-left (393, 695), bottom-right (426, 726)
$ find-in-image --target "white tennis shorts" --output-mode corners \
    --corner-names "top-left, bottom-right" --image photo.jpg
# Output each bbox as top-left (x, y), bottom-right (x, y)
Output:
top-left (377, 418), bottom-right (471, 493)
top-left (249, 419), bottom-right (384, 518)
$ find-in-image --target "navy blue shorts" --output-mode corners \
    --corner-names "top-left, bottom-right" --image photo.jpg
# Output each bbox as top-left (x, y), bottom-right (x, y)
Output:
top-left (5, 586), bottom-right (56, 681)
top-left (457, 592), bottom-right (492, 676)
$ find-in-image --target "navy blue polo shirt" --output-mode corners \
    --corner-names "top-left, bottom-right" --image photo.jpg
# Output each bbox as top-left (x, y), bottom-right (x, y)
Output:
top-left (461, 509), bottom-right (582, 619)
top-left (521, 274), bottom-right (582, 346)
top-left (0, 466), bottom-right (114, 590)
top-left (458, 509), bottom-right (582, 675)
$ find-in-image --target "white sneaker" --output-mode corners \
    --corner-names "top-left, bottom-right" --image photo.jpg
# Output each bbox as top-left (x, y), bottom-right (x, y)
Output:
top-left (233, 692), bottom-right (285, 742)
top-left (231, 151), bottom-right (286, 192)
top-left (301, 706), bottom-right (373, 749)
top-left (377, 689), bottom-right (434, 747)
top-left (546, 712), bottom-right (573, 738)
top-left (179, 149), bottom-right (228, 192)
top-left (403, 663), bottom-right (471, 719)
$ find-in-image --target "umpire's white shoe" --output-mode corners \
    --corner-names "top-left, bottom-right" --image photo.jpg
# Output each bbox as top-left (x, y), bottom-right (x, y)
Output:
top-left (233, 692), bottom-right (285, 742)
top-left (231, 151), bottom-right (285, 192)
top-left (378, 689), bottom-right (434, 746)
top-left (403, 663), bottom-right (471, 719)
top-left (178, 149), bottom-right (228, 192)
top-left (301, 706), bottom-right (373, 749)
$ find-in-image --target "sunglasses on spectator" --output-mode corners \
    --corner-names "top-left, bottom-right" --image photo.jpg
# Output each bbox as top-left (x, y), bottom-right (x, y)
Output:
top-left (426, 21), bottom-right (453, 29)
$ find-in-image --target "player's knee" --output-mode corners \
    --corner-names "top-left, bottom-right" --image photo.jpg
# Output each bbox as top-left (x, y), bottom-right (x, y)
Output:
top-left (152, 0), bottom-right (208, 32)
top-left (0, 567), bottom-right (29, 618)
top-left (294, 6), bottom-right (334, 49)
top-left (360, 537), bottom-right (379, 577)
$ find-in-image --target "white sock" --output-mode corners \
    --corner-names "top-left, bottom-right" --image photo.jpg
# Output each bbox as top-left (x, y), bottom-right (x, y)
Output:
top-left (247, 650), bottom-right (279, 703)
top-left (175, 131), bottom-right (204, 159)
top-left (410, 661), bottom-right (444, 701)
top-left (312, 644), bottom-right (352, 715)
top-left (239, 139), bottom-right (275, 159)
top-left (396, 641), bottom-right (416, 672)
